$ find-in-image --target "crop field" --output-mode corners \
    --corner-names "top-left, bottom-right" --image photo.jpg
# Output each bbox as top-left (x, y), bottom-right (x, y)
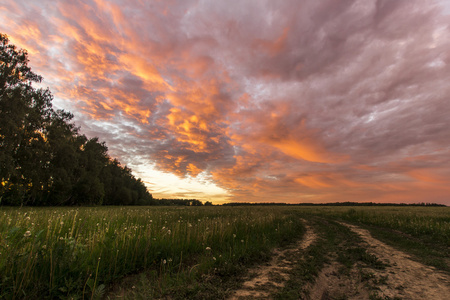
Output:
top-left (0, 206), bottom-right (449, 299)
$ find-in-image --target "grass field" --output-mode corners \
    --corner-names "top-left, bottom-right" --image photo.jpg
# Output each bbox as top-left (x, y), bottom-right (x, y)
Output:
top-left (0, 206), bottom-right (448, 299)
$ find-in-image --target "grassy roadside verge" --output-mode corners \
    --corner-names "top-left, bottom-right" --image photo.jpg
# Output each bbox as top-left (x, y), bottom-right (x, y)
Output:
top-left (106, 210), bottom-right (307, 299)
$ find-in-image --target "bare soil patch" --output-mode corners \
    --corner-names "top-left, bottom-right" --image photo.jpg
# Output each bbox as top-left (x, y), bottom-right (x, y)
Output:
top-left (306, 261), bottom-right (372, 300)
top-left (342, 222), bottom-right (450, 299)
top-left (228, 220), bottom-right (317, 299)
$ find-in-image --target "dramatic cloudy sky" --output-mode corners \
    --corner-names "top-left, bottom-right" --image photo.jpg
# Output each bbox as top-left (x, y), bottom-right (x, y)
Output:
top-left (2, 0), bottom-right (450, 204)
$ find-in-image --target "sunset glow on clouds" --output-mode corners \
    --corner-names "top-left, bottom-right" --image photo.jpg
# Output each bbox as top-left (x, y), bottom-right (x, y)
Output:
top-left (2, 0), bottom-right (450, 204)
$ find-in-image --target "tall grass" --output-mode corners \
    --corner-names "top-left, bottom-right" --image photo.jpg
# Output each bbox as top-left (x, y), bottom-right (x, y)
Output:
top-left (0, 206), bottom-right (304, 299)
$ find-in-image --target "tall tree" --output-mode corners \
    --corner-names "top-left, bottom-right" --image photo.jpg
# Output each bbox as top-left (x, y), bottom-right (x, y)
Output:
top-left (46, 110), bottom-right (84, 205)
top-left (0, 34), bottom-right (153, 206)
top-left (0, 34), bottom-right (53, 204)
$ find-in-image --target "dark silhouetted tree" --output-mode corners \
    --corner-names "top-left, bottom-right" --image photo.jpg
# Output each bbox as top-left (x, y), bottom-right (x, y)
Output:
top-left (0, 34), bottom-right (153, 206)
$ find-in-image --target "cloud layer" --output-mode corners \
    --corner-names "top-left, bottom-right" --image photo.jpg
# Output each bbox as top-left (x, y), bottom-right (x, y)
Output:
top-left (2, 0), bottom-right (450, 204)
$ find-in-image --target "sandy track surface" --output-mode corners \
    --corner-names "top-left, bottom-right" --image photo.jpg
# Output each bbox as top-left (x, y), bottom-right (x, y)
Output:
top-left (342, 222), bottom-right (450, 300)
top-left (228, 220), bottom-right (317, 299)
top-left (306, 261), bottom-right (373, 300)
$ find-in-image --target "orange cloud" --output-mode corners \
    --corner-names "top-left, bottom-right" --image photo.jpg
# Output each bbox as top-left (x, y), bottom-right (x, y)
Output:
top-left (270, 138), bottom-right (345, 164)
top-left (293, 173), bottom-right (360, 190)
top-left (118, 53), bottom-right (171, 90)
top-left (187, 163), bottom-right (202, 177)
top-left (408, 168), bottom-right (450, 184)
top-left (295, 175), bottom-right (333, 189)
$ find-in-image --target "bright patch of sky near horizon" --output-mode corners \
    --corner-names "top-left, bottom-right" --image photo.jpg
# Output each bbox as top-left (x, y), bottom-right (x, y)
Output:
top-left (1, 0), bottom-right (450, 204)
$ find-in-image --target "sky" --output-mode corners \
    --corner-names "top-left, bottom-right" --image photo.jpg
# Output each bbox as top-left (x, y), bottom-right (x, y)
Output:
top-left (1, 0), bottom-right (450, 205)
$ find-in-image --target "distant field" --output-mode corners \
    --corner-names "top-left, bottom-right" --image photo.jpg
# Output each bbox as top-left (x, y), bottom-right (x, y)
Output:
top-left (301, 205), bottom-right (450, 247)
top-left (0, 206), bottom-right (448, 299)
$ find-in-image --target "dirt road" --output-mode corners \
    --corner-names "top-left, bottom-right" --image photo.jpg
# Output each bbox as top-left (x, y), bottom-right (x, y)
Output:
top-left (342, 223), bottom-right (450, 300)
top-left (229, 220), bottom-right (450, 299)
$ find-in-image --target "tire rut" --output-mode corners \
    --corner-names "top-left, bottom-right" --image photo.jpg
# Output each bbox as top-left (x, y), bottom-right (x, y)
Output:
top-left (341, 222), bottom-right (450, 299)
top-left (228, 220), bottom-right (317, 299)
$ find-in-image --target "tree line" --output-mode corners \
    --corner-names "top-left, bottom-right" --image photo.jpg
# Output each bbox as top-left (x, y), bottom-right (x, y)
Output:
top-left (222, 202), bottom-right (446, 207)
top-left (0, 34), bottom-right (155, 206)
top-left (156, 199), bottom-right (213, 206)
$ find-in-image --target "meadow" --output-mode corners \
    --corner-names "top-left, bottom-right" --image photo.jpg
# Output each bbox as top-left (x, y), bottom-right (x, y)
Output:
top-left (0, 206), bottom-right (304, 299)
top-left (0, 205), bottom-right (448, 299)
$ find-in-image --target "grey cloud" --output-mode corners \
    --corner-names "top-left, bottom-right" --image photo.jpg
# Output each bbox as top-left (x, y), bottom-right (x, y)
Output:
top-left (2, 0), bottom-right (450, 203)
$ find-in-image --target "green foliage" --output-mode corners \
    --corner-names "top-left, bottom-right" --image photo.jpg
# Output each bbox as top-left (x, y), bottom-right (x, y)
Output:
top-left (0, 33), bottom-right (51, 205)
top-left (0, 33), bottom-right (153, 206)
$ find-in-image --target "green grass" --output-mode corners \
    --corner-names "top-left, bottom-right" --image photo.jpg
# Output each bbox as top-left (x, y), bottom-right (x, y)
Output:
top-left (0, 206), bottom-right (305, 299)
